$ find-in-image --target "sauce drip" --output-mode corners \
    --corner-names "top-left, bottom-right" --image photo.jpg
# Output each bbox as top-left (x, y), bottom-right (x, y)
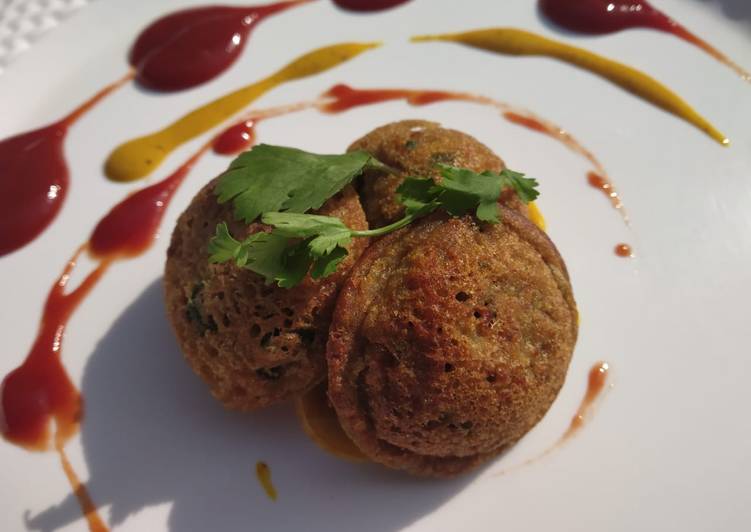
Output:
top-left (129, 1), bottom-right (305, 91)
top-left (0, 144), bottom-right (203, 449)
top-left (614, 243), bottom-right (633, 258)
top-left (493, 361), bottom-right (611, 476)
top-left (587, 171), bottom-right (623, 212)
top-left (1, 139), bottom-right (218, 530)
top-left (0, 248), bottom-right (108, 451)
top-left (57, 445), bottom-right (108, 532)
top-left (332, 0), bottom-right (412, 12)
top-left (105, 41), bottom-right (380, 182)
top-left (561, 361), bottom-right (610, 440)
top-left (538, 0), bottom-right (751, 83)
top-left (213, 119), bottom-right (258, 155)
top-left (255, 461), bottom-right (278, 501)
top-left (0, 73), bottom-right (132, 257)
top-left (295, 383), bottom-right (365, 461)
top-left (412, 28), bottom-right (728, 146)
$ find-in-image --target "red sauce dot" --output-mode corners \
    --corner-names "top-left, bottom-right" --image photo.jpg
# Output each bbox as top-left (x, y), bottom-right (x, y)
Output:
top-left (614, 243), bottom-right (632, 257)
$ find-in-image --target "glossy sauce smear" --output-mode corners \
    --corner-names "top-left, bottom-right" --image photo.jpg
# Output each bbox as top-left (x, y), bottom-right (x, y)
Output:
top-left (0, 74), bottom-right (132, 257)
top-left (130, 1), bottom-right (307, 91)
top-left (105, 41), bottom-right (380, 182)
top-left (412, 27), bottom-right (728, 145)
top-left (0, 2), bottom-right (305, 257)
top-left (539, 0), bottom-right (751, 82)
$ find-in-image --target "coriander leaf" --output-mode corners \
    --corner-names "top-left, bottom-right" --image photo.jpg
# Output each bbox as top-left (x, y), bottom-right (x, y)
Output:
top-left (436, 164), bottom-right (502, 223)
top-left (208, 223), bottom-right (246, 265)
top-left (308, 231), bottom-right (352, 257)
top-left (396, 177), bottom-right (440, 215)
top-left (261, 212), bottom-right (350, 240)
top-left (497, 169), bottom-right (540, 203)
top-left (215, 144), bottom-right (380, 224)
top-left (239, 232), bottom-right (290, 284)
top-left (279, 240), bottom-right (314, 288)
top-left (209, 223), bottom-right (312, 287)
top-left (475, 200), bottom-right (501, 223)
top-left (261, 212), bottom-right (352, 257)
top-left (311, 246), bottom-right (349, 279)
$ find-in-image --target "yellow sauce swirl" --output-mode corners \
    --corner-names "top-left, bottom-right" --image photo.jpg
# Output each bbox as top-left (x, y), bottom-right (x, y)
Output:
top-left (255, 461), bottom-right (277, 501)
top-left (105, 42), bottom-right (381, 182)
top-left (412, 28), bottom-right (728, 146)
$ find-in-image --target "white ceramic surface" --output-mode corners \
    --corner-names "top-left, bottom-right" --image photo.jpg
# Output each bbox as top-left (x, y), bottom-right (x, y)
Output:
top-left (1, 1), bottom-right (750, 531)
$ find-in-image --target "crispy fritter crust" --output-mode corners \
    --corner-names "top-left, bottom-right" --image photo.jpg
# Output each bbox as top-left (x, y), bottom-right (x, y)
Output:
top-left (349, 120), bottom-right (527, 227)
top-left (164, 181), bottom-right (368, 410)
top-left (327, 211), bottom-right (577, 477)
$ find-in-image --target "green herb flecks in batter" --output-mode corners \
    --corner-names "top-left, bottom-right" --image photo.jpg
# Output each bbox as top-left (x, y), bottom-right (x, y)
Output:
top-left (209, 144), bottom-right (539, 288)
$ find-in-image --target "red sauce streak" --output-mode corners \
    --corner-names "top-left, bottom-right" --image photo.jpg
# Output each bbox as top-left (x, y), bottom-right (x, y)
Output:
top-left (562, 361), bottom-right (610, 440)
top-left (321, 84), bottom-right (456, 112)
top-left (614, 243), bottom-right (633, 258)
top-left (322, 85), bottom-right (628, 224)
top-left (504, 115), bottom-right (628, 222)
top-left (587, 171), bottom-right (623, 212)
top-left (129, 1), bottom-right (305, 91)
top-left (0, 248), bottom-right (107, 451)
top-left (213, 119), bottom-right (259, 155)
top-left (538, 0), bottom-right (750, 82)
top-left (502, 111), bottom-right (549, 134)
top-left (2, 142), bottom-right (214, 531)
top-left (89, 147), bottom-right (208, 259)
top-left (57, 445), bottom-right (108, 532)
top-left (332, 0), bottom-right (411, 12)
top-left (494, 361), bottom-right (611, 476)
top-left (0, 73), bottom-right (132, 257)
top-left (0, 1), bottom-right (301, 256)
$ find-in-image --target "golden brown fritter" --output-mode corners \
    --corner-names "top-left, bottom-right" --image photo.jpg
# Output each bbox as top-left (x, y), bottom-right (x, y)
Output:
top-left (327, 210), bottom-right (577, 477)
top-left (164, 180), bottom-right (368, 411)
top-left (349, 120), bottom-right (527, 227)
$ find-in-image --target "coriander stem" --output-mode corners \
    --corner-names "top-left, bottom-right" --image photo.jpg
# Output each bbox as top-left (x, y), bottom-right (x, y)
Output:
top-left (350, 213), bottom-right (419, 238)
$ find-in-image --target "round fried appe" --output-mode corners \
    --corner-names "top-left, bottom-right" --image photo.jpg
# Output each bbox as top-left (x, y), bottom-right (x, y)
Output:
top-left (348, 120), bottom-right (527, 227)
top-left (327, 210), bottom-right (578, 477)
top-left (164, 180), bottom-right (368, 411)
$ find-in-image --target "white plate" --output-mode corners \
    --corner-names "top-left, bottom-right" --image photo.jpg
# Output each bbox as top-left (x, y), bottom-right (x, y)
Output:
top-left (1, 1), bottom-right (750, 531)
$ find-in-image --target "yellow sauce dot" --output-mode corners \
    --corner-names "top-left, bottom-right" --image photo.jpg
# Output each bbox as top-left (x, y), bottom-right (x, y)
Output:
top-left (295, 383), bottom-right (366, 462)
top-left (412, 28), bottom-right (728, 146)
top-left (105, 41), bottom-right (381, 182)
top-left (527, 202), bottom-right (546, 231)
top-left (255, 461), bottom-right (277, 501)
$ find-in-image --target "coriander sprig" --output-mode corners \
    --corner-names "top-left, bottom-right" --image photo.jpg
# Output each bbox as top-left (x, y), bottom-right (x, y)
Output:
top-left (209, 144), bottom-right (539, 288)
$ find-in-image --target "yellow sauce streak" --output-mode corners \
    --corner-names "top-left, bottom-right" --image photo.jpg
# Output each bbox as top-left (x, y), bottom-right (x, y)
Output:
top-left (105, 41), bottom-right (381, 182)
top-left (255, 461), bottom-right (278, 501)
top-left (412, 28), bottom-right (728, 146)
top-left (295, 383), bottom-right (365, 462)
top-left (527, 202), bottom-right (546, 231)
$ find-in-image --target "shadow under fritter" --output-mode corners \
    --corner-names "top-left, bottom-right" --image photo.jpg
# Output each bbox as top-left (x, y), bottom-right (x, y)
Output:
top-left (26, 278), bottom-right (477, 532)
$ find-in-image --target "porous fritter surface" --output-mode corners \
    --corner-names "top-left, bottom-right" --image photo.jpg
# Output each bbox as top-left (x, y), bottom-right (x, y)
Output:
top-left (164, 180), bottom-right (368, 411)
top-left (327, 210), bottom-right (577, 477)
top-left (349, 120), bottom-right (527, 227)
